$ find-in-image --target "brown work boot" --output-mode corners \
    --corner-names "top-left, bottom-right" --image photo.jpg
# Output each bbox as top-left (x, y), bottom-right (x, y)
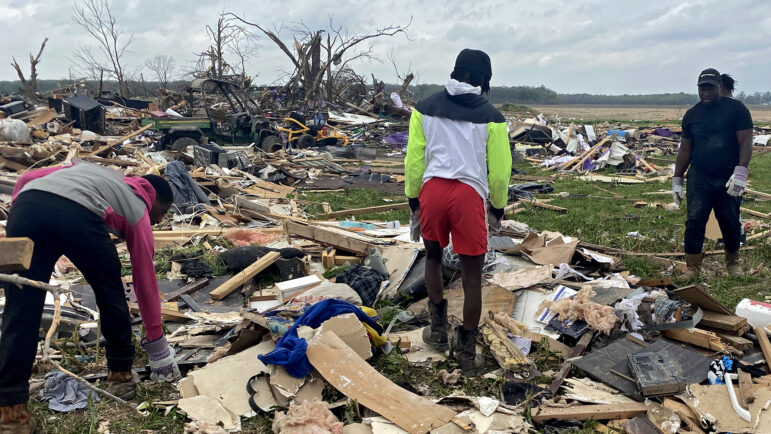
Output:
top-left (0, 403), bottom-right (38, 434)
top-left (725, 250), bottom-right (742, 275)
top-left (451, 325), bottom-right (484, 376)
top-left (106, 370), bottom-right (136, 401)
top-left (422, 299), bottom-right (449, 350)
top-left (681, 253), bottom-right (703, 280)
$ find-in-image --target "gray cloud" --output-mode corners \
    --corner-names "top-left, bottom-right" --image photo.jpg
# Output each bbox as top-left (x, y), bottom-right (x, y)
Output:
top-left (1, 0), bottom-right (769, 94)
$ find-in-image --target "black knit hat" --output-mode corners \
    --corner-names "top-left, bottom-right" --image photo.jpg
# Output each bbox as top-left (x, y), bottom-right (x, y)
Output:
top-left (453, 49), bottom-right (492, 80)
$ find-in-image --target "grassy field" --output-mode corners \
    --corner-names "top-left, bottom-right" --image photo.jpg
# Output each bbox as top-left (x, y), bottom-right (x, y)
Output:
top-left (528, 104), bottom-right (771, 124)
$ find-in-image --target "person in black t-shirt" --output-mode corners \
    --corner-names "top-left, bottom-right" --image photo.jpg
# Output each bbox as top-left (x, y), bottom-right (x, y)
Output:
top-left (672, 68), bottom-right (754, 279)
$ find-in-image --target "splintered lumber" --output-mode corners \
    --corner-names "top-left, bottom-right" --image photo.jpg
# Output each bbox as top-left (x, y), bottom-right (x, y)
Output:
top-left (699, 311), bottom-right (747, 332)
top-left (738, 369), bottom-right (754, 407)
top-left (549, 332), bottom-right (594, 395)
top-left (0, 237), bottom-right (34, 272)
top-left (564, 137), bottom-right (611, 171)
top-left (128, 303), bottom-right (189, 322)
top-left (321, 202), bottom-right (409, 219)
top-left (285, 220), bottom-right (373, 255)
top-left (754, 326), bottom-right (771, 370)
top-left (480, 313), bottom-right (532, 371)
top-left (307, 331), bottom-right (456, 433)
top-left (531, 402), bottom-right (647, 422)
top-left (209, 252), bottom-right (281, 300)
top-left (89, 123), bottom-right (153, 156)
top-left (714, 333), bottom-right (754, 352)
top-left (662, 328), bottom-right (727, 352)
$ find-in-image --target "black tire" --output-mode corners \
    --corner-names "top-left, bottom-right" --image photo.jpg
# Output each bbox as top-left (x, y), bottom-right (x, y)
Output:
top-left (170, 136), bottom-right (199, 152)
top-left (260, 135), bottom-right (283, 153)
top-left (298, 134), bottom-right (316, 149)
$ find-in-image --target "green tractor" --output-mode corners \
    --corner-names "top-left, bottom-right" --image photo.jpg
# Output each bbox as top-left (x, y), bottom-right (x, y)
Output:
top-left (141, 78), bottom-right (283, 153)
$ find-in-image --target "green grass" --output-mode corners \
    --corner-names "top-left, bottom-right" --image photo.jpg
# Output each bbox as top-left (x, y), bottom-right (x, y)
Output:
top-left (299, 188), bottom-right (410, 223)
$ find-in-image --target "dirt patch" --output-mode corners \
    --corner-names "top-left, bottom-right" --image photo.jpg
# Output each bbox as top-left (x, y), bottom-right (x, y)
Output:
top-left (528, 104), bottom-right (771, 123)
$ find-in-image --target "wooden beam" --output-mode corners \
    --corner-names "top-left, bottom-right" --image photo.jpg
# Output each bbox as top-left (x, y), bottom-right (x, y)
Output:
top-left (713, 333), bottom-right (753, 352)
top-left (209, 251), bottom-right (281, 300)
top-left (754, 326), bottom-right (771, 370)
top-left (699, 311), bottom-right (747, 332)
top-left (285, 220), bottom-right (372, 255)
top-left (90, 123), bottom-right (153, 156)
top-left (80, 156), bottom-right (139, 167)
top-left (164, 278), bottom-right (210, 302)
top-left (531, 402), bottom-right (647, 422)
top-left (322, 202), bottom-right (409, 219)
top-left (0, 237), bottom-right (34, 272)
top-left (662, 328), bottom-right (728, 352)
top-left (518, 198), bottom-right (568, 212)
top-left (746, 188), bottom-right (771, 200)
top-left (741, 207), bottom-right (770, 219)
top-left (738, 369), bottom-right (754, 407)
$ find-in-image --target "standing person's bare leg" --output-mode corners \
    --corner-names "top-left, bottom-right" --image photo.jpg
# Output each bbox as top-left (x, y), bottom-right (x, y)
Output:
top-left (459, 254), bottom-right (483, 330)
top-left (422, 240), bottom-right (449, 349)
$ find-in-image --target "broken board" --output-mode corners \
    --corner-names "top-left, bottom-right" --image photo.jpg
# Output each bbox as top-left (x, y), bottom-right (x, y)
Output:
top-left (307, 331), bottom-right (455, 433)
top-left (0, 237), bottom-right (34, 272)
top-left (408, 280), bottom-right (516, 327)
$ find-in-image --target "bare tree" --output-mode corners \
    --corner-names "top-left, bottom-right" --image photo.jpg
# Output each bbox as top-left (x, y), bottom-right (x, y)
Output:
top-left (10, 38), bottom-right (48, 100)
top-left (227, 14), bottom-right (410, 106)
top-left (194, 14), bottom-right (258, 83)
top-left (72, 0), bottom-right (133, 97)
top-left (144, 55), bottom-right (175, 89)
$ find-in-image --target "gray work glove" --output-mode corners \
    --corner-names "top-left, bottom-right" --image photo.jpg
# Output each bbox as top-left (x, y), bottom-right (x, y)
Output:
top-left (142, 336), bottom-right (181, 382)
top-left (672, 177), bottom-right (684, 206)
top-left (488, 206), bottom-right (504, 235)
top-left (408, 198), bottom-right (421, 242)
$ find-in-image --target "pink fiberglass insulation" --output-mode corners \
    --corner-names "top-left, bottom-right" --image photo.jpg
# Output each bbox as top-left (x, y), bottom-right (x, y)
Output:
top-left (224, 229), bottom-right (282, 247)
top-left (538, 287), bottom-right (618, 334)
top-left (272, 400), bottom-right (343, 434)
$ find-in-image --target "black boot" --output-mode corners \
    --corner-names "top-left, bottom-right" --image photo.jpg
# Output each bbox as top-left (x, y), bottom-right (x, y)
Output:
top-left (452, 325), bottom-right (484, 376)
top-left (422, 299), bottom-right (449, 350)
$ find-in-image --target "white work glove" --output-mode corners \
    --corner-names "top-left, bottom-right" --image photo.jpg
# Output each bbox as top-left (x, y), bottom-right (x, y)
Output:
top-left (142, 336), bottom-right (181, 382)
top-left (726, 166), bottom-right (749, 197)
top-left (672, 177), bottom-right (684, 206)
top-left (408, 198), bottom-right (421, 242)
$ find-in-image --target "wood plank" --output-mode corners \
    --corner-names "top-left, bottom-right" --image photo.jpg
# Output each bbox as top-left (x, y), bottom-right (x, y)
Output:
top-left (746, 188), bottom-right (771, 200)
top-left (754, 326), bottom-right (771, 370)
top-left (164, 278), bottom-right (210, 302)
top-left (322, 202), bottom-right (409, 219)
top-left (179, 294), bottom-right (203, 312)
top-left (699, 311), bottom-right (747, 332)
top-left (0, 237), bottom-right (34, 272)
top-left (209, 251), bottom-right (281, 300)
top-left (741, 207), bottom-right (770, 219)
top-left (518, 198), bottom-right (567, 212)
top-left (0, 157), bottom-right (29, 172)
top-left (285, 220), bottom-right (372, 255)
top-left (90, 123), bottom-right (153, 156)
top-left (713, 333), bottom-right (753, 352)
top-left (128, 302), bottom-right (189, 322)
top-left (662, 328), bottom-right (727, 352)
top-left (80, 156), bottom-right (139, 166)
top-left (531, 402), bottom-right (647, 422)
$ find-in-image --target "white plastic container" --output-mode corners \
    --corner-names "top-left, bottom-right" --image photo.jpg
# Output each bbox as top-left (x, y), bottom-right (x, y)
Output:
top-left (735, 298), bottom-right (771, 329)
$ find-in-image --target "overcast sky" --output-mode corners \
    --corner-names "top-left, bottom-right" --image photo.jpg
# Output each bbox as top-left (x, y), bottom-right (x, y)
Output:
top-left (2, 0), bottom-right (770, 95)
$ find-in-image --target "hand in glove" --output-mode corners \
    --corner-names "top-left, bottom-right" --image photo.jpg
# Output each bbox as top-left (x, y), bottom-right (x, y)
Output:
top-left (487, 206), bottom-right (504, 235)
top-left (142, 336), bottom-right (180, 382)
top-left (725, 166), bottom-right (748, 197)
top-left (408, 198), bottom-right (421, 242)
top-left (672, 177), bottom-right (684, 206)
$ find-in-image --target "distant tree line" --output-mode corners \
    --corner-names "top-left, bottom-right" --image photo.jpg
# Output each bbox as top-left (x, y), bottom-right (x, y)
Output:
top-left (3, 78), bottom-right (770, 106)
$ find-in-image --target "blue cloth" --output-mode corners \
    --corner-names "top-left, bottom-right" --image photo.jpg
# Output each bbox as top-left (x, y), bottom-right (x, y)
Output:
top-left (258, 299), bottom-right (383, 378)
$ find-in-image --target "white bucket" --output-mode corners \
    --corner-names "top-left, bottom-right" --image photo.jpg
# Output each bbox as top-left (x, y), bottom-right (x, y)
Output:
top-left (735, 298), bottom-right (771, 329)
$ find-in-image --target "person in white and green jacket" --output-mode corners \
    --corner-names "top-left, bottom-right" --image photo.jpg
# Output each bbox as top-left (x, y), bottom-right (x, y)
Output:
top-left (405, 49), bottom-right (511, 375)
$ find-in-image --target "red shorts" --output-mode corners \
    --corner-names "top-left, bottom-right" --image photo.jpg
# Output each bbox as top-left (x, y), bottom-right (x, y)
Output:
top-left (419, 177), bottom-right (488, 256)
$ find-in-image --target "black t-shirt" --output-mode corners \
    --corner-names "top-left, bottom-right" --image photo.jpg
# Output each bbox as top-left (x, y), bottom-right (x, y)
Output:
top-left (682, 97), bottom-right (753, 178)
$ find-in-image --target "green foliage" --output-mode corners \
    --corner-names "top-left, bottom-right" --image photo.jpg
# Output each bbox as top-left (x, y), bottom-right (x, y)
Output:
top-left (322, 264), bottom-right (350, 279)
top-left (300, 188), bottom-right (409, 223)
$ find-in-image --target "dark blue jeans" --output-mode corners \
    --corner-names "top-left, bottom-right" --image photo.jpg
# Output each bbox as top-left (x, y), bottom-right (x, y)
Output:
top-left (684, 169), bottom-right (742, 254)
top-left (0, 191), bottom-right (135, 406)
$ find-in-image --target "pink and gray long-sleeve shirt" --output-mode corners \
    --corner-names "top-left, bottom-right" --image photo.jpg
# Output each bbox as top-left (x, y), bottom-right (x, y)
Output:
top-left (12, 160), bottom-right (163, 340)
